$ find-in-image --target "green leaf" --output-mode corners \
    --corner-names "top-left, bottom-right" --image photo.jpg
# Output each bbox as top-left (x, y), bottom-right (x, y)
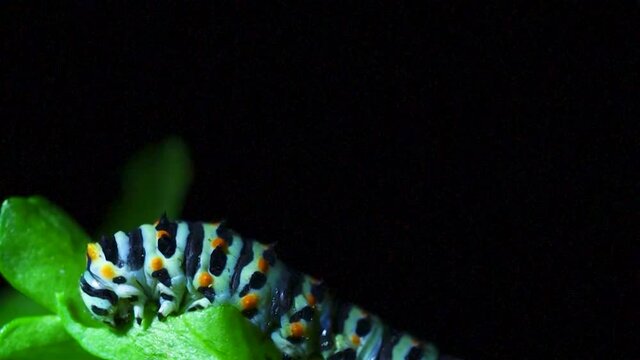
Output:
top-left (0, 196), bottom-right (91, 321)
top-left (0, 287), bottom-right (49, 327)
top-left (58, 295), bottom-right (282, 360)
top-left (0, 315), bottom-right (101, 359)
top-left (98, 137), bottom-right (193, 236)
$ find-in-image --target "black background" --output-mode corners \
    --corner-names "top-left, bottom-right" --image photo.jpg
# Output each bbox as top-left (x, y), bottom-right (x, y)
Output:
top-left (0, 2), bottom-right (637, 359)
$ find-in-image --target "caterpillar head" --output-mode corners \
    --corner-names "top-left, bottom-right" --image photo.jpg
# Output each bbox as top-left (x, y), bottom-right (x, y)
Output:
top-left (79, 242), bottom-right (123, 326)
top-left (79, 270), bottom-right (119, 326)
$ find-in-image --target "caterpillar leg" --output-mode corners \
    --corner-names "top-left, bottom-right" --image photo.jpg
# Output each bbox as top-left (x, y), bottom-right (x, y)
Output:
top-left (157, 299), bottom-right (177, 319)
top-left (156, 274), bottom-right (186, 319)
top-left (320, 303), bottom-right (386, 360)
top-left (117, 285), bottom-right (148, 326)
top-left (132, 301), bottom-right (145, 326)
top-left (269, 297), bottom-right (317, 358)
top-left (270, 328), bottom-right (309, 360)
top-left (185, 297), bottom-right (211, 312)
top-left (111, 282), bottom-right (147, 326)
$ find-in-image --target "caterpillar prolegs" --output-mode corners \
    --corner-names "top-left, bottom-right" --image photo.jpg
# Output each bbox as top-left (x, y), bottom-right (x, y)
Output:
top-left (80, 215), bottom-right (438, 360)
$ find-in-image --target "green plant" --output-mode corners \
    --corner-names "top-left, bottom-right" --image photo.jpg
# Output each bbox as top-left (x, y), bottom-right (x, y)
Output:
top-left (0, 138), bottom-right (281, 360)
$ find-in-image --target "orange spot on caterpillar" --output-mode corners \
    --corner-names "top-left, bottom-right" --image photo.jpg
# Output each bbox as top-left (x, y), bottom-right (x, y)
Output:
top-left (150, 257), bottom-right (163, 271)
top-left (241, 293), bottom-right (258, 310)
top-left (306, 293), bottom-right (316, 307)
top-left (87, 243), bottom-right (99, 261)
top-left (351, 334), bottom-right (361, 346)
top-left (156, 230), bottom-right (170, 239)
top-left (199, 272), bottom-right (213, 287)
top-left (210, 237), bottom-right (228, 253)
top-left (258, 257), bottom-right (269, 273)
top-left (290, 322), bottom-right (305, 338)
top-left (100, 264), bottom-right (115, 279)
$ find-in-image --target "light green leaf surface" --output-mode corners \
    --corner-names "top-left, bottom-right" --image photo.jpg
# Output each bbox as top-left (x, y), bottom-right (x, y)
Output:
top-left (0, 196), bottom-right (91, 321)
top-left (0, 315), bottom-right (100, 360)
top-left (58, 295), bottom-right (282, 360)
top-left (98, 137), bottom-right (193, 236)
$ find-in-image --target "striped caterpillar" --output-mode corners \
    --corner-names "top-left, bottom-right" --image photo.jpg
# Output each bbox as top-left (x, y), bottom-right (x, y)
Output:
top-left (80, 215), bottom-right (438, 360)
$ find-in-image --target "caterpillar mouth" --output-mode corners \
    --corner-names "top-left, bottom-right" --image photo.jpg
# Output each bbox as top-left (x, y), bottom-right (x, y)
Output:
top-left (114, 313), bottom-right (131, 327)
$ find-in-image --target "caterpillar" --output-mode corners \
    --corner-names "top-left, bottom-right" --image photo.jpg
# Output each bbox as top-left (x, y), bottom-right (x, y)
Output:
top-left (80, 215), bottom-right (438, 360)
